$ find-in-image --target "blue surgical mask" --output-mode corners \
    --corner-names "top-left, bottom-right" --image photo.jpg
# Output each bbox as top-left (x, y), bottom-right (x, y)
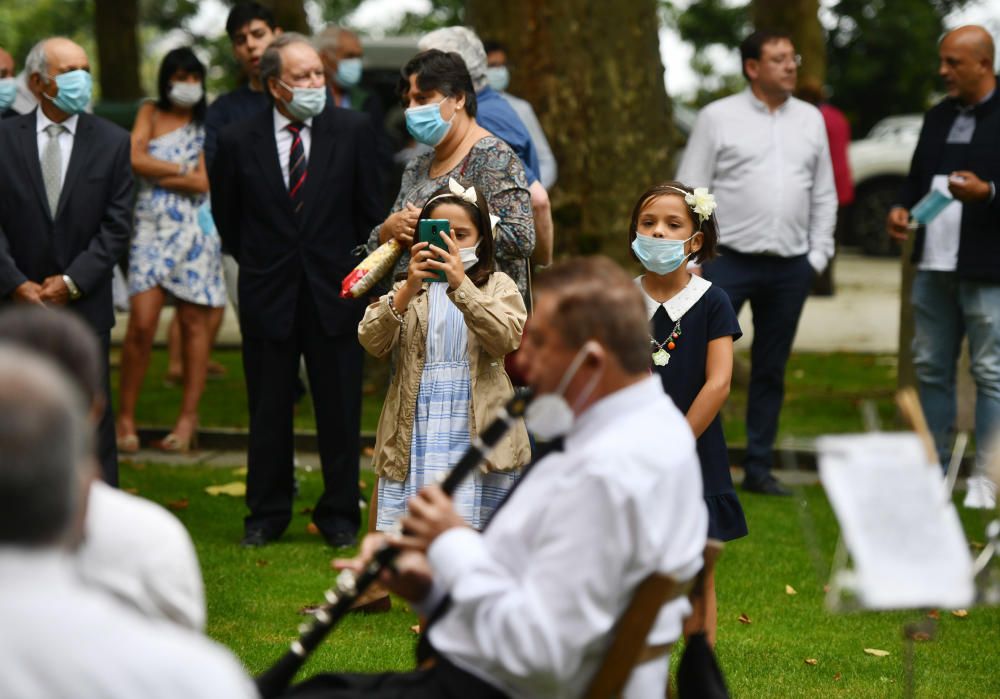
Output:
top-left (405, 99), bottom-right (454, 147)
top-left (0, 78), bottom-right (16, 112)
top-left (632, 234), bottom-right (696, 275)
top-left (44, 69), bottom-right (92, 115)
top-left (278, 80), bottom-right (327, 121)
top-left (486, 66), bottom-right (510, 92)
top-left (335, 58), bottom-right (363, 88)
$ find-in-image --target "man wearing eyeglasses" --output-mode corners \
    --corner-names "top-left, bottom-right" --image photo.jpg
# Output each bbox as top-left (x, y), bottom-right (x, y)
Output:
top-left (0, 36), bottom-right (133, 487)
top-left (678, 29), bottom-right (837, 496)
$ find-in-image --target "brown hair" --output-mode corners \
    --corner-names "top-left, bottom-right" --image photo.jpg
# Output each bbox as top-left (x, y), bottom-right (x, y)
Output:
top-left (418, 183), bottom-right (495, 287)
top-left (627, 181), bottom-right (719, 265)
top-left (533, 256), bottom-right (650, 374)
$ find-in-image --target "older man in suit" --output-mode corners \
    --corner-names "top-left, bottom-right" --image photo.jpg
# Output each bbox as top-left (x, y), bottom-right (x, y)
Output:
top-left (211, 33), bottom-right (382, 548)
top-left (0, 37), bottom-right (132, 486)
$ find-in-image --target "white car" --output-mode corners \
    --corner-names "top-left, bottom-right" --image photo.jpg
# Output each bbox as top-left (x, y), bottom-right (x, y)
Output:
top-left (847, 115), bottom-right (923, 256)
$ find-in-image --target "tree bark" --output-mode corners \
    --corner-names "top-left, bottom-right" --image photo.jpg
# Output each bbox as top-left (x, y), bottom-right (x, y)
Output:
top-left (261, 0), bottom-right (310, 34)
top-left (751, 0), bottom-right (825, 85)
top-left (466, 0), bottom-right (675, 262)
top-left (93, 0), bottom-right (142, 100)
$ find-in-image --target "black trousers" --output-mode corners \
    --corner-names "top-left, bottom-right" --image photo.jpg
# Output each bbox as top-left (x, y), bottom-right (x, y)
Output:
top-left (285, 657), bottom-right (508, 699)
top-left (242, 285), bottom-right (362, 538)
top-left (97, 331), bottom-right (118, 487)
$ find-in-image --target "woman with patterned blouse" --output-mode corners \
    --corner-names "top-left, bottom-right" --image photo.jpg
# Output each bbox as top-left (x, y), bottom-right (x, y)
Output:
top-left (369, 49), bottom-right (535, 305)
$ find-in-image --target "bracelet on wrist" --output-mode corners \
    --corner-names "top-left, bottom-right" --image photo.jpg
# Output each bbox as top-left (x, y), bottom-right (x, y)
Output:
top-left (386, 293), bottom-right (404, 323)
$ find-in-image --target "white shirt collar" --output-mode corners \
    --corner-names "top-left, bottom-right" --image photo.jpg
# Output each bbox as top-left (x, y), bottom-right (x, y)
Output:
top-left (36, 108), bottom-right (79, 136)
top-left (273, 106), bottom-right (312, 134)
top-left (746, 86), bottom-right (790, 115)
top-left (635, 273), bottom-right (712, 321)
top-left (567, 375), bottom-right (664, 450)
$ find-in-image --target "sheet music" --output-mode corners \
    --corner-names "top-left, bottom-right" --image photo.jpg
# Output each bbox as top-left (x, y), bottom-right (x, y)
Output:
top-left (817, 433), bottom-right (975, 610)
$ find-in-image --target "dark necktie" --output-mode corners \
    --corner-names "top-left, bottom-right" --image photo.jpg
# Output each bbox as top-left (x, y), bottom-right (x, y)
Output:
top-left (287, 122), bottom-right (307, 214)
top-left (415, 437), bottom-right (564, 663)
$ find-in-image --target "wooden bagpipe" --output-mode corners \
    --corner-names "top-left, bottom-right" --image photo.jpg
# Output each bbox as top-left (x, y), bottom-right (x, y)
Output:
top-left (254, 388), bottom-right (534, 698)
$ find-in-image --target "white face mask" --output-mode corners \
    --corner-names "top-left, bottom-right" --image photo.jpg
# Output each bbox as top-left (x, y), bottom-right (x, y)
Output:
top-left (524, 341), bottom-right (603, 440)
top-left (459, 241), bottom-right (480, 270)
top-left (169, 81), bottom-right (204, 108)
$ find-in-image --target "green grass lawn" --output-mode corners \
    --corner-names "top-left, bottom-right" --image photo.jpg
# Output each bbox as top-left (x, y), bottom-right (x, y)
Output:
top-left (121, 462), bottom-right (1000, 697)
top-left (113, 349), bottom-right (898, 441)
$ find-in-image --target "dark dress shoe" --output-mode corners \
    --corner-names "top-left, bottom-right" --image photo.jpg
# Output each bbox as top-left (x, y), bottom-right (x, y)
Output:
top-left (322, 529), bottom-right (358, 549)
top-left (240, 529), bottom-right (273, 548)
top-left (742, 475), bottom-right (792, 496)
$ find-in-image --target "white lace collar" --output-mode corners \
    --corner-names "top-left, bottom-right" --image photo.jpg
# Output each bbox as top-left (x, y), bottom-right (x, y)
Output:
top-left (635, 274), bottom-right (712, 321)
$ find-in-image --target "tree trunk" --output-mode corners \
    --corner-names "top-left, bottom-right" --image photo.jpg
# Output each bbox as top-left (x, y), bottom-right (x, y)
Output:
top-left (93, 0), bottom-right (142, 100)
top-left (466, 0), bottom-right (675, 262)
top-left (262, 0), bottom-right (309, 34)
top-left (751, 0), bottom-right (825, 86)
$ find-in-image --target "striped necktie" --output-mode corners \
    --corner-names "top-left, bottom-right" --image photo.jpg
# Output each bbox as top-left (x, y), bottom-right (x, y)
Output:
top-left (41, 123), bottom-right (66, 217)
top-left (286, 122), bottom-right (307, 214)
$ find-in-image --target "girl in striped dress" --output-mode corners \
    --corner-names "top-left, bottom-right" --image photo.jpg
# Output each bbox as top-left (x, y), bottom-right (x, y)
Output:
top-left (359, 179), bottom-right (530, 531)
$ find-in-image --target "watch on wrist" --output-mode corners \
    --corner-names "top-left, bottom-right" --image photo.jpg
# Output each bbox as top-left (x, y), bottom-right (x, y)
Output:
top-left (62, 275), bottom-right (82, 301)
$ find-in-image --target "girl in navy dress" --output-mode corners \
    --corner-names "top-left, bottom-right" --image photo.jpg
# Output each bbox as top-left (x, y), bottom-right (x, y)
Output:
top-left (629, 181), bottom-right (747, 646)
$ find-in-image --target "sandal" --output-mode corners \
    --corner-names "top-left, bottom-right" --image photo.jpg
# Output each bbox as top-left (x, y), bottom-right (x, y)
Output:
top-left (116, 433), bottom-right (140, 453)
top-left (155, 430), bottom-right (198, 454)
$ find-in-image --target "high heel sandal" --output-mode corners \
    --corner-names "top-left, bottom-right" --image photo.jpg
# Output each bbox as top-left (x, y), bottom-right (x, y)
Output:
top-left (116, 433), bottom-right (140, 454)
top-left (155, 429), bottom-right (198, 454)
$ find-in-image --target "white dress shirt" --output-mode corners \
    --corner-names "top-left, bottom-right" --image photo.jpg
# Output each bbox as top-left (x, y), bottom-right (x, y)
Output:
top-left (677, 89), bottom-right (838, 273)
top-left (77, 481), bottom-right (206, 631)
top-left (0, 548), bottom-right (256, 698)
top-left (36, 108), bottom-right (78, 187)
top-left (273, 107), bottom-right (313, 189)
top-left (426, 375), bottom-right (708, 699)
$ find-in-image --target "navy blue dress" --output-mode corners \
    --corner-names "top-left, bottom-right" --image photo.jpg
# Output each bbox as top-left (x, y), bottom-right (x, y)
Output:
top-left (648, 282), bottom-right (748, 541)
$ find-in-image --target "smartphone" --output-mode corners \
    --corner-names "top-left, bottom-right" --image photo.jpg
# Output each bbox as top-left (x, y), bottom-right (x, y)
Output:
top-left (416, 219), bottom-right (450, 283)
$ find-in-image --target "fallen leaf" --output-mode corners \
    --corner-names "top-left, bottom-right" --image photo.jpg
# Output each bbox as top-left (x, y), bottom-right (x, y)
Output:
top-left (833, 672), bottom-right (842, 681)
top-left (205, 481), bottom-right (246, 497)
top-left (129, 462), bottom-right (147, 471)
top-left (786, 585), bottom-right (798, 595)
top-left (927, 610), bottom-right (940, 620)
top-left (124, 487), bottom-right (139, 495)
top-left (804, 658), bottom-right (818, 666)
top-left (864, 648), bottom-right (890, 657)
top-left (299, 506), bottom-right (315, 515)
top-left (232, 466), bottom-right (248, 476)
top-left (256, 559), bottom-right (269, 568)
top-left (970, 540), bottom-right (985, 550)
top-left (951, 609), bottom-right (968, 618)
top-left (410, 624), bottom-right (421, 634)
top-left (166, 498), bottom-right (189, 511)
top-left (306, 522), bottom-right (320, 536)
top-left (911, 632), bottom-right (931, 642)
top-left (738, 613), bottom-right (752, 625)
top-left (362, 446), bottom-right (375, 457)
top-left (358, 480), bottom-right (368, 489)
top-left (823, 584), bottom-right (831, 593)
top-left (299, 604), bottom-right (321, 615)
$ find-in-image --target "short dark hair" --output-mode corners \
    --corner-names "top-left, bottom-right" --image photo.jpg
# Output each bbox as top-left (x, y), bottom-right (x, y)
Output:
top-left (226, 1), bottom-right (277, 40)
top-left (155, 47), bottom-right (207, 122)
top-left (418, 183), bottom-right (495, 287)
top-left (0, 306), bottom-right (102, 403)
top-left (628, 181), bottom-right (719, 265)
top-left (533, 257), bottom-right (651, 375)
top-left (482, 40), bottom-right (507, 55)
top-left (739, 29), bottom-right (792, 80)
top-left (398, 49), bottom-right (478, 118)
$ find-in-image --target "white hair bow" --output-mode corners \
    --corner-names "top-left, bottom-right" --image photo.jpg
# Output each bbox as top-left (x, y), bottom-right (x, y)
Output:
top-left (448, 177), bottom-right (478, 204)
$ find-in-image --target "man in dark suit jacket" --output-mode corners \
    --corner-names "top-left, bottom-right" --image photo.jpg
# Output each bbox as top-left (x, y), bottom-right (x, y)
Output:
top-left (0, 37), bottom-right (132, 486)
top-left (210, 33), bottom-right (382, 548)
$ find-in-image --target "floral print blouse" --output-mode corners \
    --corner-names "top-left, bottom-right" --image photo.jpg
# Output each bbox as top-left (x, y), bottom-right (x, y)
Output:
top-left (368, 136), bottom-right (536, 303)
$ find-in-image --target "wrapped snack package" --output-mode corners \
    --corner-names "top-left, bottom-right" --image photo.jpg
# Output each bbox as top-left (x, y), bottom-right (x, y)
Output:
top-left (340, 239), bottom-right (404, 298)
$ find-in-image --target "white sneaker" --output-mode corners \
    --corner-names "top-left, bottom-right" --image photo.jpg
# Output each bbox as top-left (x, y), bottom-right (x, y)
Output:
top-left (963, 475), bottom-right (998, 510)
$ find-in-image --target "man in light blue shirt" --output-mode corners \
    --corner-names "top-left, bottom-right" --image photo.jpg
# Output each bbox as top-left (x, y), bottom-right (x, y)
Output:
top-left (678, 29), bottom-right (837, 496)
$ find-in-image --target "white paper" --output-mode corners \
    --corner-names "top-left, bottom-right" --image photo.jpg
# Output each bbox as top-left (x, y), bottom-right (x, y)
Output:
top-left (817, 433), bottom-right (975, 610)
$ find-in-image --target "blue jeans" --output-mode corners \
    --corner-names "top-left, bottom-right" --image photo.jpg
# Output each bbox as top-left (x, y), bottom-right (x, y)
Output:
top-left (911, 271), bottom-right (1000, 473)
top-left (704, 249), bottom-right (815, 483)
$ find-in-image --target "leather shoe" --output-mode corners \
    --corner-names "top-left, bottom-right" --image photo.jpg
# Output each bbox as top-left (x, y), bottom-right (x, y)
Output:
top-left (322, 529), bottom-right (357, 549)
top-left (742, 475), bottom-right (792, 496)
top-left (240, 529), bottom-right (274, 548)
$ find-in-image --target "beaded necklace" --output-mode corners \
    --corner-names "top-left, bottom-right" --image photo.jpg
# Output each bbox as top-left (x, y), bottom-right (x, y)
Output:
top-left (650, 317), bottom-right (682, 366)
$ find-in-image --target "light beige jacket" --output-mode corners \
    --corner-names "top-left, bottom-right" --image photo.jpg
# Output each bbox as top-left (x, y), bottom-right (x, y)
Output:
top-left (359, 273), bottom-right (531, 482)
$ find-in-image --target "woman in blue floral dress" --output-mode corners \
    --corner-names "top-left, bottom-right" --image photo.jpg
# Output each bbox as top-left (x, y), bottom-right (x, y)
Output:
top-left (116, 48), bottom-right (225, 454)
